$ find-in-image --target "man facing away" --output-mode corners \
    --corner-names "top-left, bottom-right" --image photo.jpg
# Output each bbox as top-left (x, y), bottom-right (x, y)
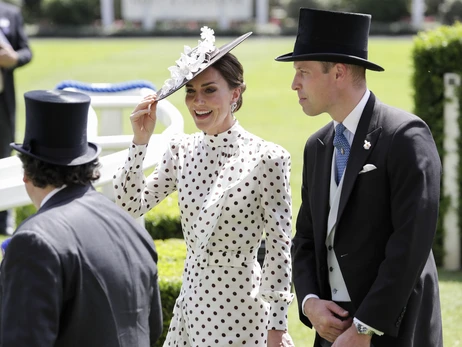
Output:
top-left (0, 90), bottom-right (162, 346)
top-left (276, 8), bottom-right (443, 347)
top-left (0, 1), bottom-right (32, 235)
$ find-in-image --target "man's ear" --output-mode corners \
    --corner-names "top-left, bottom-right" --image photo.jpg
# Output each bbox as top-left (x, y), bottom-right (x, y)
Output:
top-left (23, 173), bottom-right (31, 184)
top-left (334, 63), bottom-right (348, 81)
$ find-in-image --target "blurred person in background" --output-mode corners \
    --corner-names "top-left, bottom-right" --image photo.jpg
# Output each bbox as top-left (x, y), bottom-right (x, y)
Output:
top-left (0, 1), bottom-right (32, 235)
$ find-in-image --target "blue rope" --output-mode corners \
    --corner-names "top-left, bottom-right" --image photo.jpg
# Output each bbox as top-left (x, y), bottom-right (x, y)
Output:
top-left (55, 80), bottom-right (157, 93)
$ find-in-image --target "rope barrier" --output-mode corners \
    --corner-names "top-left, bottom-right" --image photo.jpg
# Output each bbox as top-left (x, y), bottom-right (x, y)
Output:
top-left (55, 80), bottom-right (157, 93)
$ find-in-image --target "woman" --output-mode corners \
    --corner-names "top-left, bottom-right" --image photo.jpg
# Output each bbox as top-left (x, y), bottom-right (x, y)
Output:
top-left (113, 27), bottom-right (294, 347)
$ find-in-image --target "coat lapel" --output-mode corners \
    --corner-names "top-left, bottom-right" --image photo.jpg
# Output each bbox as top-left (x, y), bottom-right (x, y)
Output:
top-left (337, 93), bottom-right (382, 224)
top-left (312, 127), bottom-right (334, 248)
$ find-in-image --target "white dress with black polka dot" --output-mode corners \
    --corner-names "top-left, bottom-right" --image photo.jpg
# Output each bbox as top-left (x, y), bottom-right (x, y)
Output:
top-left (113, 121), bottom-right (293, 346)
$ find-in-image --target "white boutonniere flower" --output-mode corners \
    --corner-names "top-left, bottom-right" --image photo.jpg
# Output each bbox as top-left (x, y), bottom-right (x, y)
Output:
top-left (363, 140), bottom-right (371, 150)
top-left (158, 26), bottom-right (217, 99)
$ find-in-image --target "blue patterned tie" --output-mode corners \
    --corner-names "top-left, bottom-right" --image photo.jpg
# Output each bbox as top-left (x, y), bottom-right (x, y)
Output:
top-left (333, 123), bottom-right (350, 184)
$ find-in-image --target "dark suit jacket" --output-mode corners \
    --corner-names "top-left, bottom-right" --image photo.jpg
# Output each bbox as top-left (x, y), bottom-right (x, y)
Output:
top-left (293, 93), bottom-right (443, 347)
top-left (0, 184), bottom-right (162, 347)
top-left (0, 1), bottom-right (32, 135)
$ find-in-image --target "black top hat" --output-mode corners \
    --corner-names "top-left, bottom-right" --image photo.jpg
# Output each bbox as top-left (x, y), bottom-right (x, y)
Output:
top-left (275, 8), bottom-right (384, 71)
top-left (157, 28), bottom-right (252, 101)
top-left (11, 90), bottom-right (101, 166)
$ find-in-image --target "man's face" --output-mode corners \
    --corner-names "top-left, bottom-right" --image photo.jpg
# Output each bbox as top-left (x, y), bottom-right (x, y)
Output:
top-left (291, 61), bottom-right (336, 117)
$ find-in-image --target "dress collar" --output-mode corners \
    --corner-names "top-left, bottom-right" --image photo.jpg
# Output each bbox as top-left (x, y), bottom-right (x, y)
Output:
top-left (203, 120), bottom-right (243, 148)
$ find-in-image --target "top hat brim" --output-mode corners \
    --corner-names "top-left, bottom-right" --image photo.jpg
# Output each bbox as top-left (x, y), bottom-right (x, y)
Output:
top-left (156, 32), bottom-right (253, 101)
top-left (10, 141), bottom-right (101, 166)
top-left (275, 52), bottom-right (384, 72)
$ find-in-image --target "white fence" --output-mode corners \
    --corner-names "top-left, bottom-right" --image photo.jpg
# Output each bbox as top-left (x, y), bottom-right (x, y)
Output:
top-left (0, 84), bottom-right (184, 211)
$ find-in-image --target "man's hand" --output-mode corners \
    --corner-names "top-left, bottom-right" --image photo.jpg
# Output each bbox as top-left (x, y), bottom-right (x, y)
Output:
top-left (304, 298), bottom-right (352, 342)
top-left (332, 324), bottom-right (372, 347)
top-left (267, 330), bottom-right (295, 347)
top-left (0, 44), bottom-right (18, 68)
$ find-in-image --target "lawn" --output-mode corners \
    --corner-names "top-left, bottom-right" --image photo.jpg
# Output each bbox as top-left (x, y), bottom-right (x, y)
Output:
top-left (7, 35), bottom-right (462, 345)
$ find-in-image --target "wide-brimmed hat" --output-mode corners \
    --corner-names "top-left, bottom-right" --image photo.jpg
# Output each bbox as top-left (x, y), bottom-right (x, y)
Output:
top-left (11, 90), bottom-right (101, 166)
top-left (275, 8), bottom-right (384, 71)
top-left (156, 27), bottom-right (252, 101)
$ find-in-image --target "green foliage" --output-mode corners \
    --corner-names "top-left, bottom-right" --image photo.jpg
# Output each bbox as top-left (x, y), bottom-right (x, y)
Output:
top-left (284, 0), bottom-right (324, 20)
top-left (155, 238), bottom-right (186, 279)
top-left (22, 0), bottom-right (43, 23)
top-left (15, 204), bottom-right (36, 227)
top-left (338, 0), bottom-right (410, 22)
top-left (426, 0), bottom-right (445, 16)
top-left (440, 0), bottom-right (462, 24)
top-left (154, 279), bottom-right (181, 347)
top-left (412, 22), bottom-right (462, 265)
top-left (42, 0), bottom-right (100, 26)
top-left (153, 239), bottom-right (185, 346)
top-left (144, 192), bottom-right (183, 240)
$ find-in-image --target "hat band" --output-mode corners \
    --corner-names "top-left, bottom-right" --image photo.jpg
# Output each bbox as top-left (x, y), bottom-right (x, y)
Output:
top-left (28, 142), bottom-right (87, 160)
top-left (294, 41), bottom-right (368, 59)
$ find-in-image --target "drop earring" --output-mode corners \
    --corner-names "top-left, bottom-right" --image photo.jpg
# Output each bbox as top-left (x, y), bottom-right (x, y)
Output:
top-left (231, 102), bottom-right (237, 114)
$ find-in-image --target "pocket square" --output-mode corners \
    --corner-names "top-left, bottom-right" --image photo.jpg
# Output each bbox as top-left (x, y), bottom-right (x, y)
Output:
top-left (359, 164), bottom-right (377, 174)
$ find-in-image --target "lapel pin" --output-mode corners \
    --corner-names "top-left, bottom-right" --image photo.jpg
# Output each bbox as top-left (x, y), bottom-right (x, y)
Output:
top-left (363, 140), bottom-right (371, 150)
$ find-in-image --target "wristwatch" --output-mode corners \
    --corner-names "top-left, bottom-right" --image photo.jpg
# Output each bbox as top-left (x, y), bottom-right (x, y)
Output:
top-left (354, 321), bottom-right (375, 336)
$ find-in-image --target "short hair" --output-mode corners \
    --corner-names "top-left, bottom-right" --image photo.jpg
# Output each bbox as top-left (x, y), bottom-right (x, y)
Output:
top-left (320, 61), bottom-right (366, 87)
top-left (19, 153), bottom-right (101, 188)
top-left (211, 52), bottom-right (246, 112)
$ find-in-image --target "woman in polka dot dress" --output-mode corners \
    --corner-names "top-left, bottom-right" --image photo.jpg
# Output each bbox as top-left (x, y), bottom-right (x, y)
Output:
top-left (113, 29), bottom-right (294, 347)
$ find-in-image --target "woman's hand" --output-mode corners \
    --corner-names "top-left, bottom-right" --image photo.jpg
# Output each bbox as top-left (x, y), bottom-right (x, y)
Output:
top-left (130, 94), bottom-right (158, 145)
top-left (267, 330), bottom-right (295, 347)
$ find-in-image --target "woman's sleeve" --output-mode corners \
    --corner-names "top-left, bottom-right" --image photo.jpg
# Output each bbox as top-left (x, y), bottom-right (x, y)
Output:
top-left (258, 144), bottom-right (294, 331)
top-left (113, 138), bottom-right (179, 218)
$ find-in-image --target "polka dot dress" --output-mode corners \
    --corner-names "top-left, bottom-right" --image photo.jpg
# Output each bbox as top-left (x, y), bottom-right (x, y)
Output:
top-left (113, 121), bottom-right (294, 346)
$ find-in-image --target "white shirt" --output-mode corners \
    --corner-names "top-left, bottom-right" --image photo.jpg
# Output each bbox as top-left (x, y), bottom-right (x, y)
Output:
top-left (40, 185), bottom-right (67, 208)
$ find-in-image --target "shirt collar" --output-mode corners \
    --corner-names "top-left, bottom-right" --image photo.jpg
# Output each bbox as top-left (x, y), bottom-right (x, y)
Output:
top-left (333, 89), bottom-right (370, 136)
top-left (203, 120), bottom-right (242, 148)
top-left (40, 185), bottom-right (67, 208)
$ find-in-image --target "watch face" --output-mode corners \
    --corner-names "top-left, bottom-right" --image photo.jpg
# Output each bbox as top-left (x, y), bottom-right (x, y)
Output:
top-left (355, 322), bottom-right (374, 336)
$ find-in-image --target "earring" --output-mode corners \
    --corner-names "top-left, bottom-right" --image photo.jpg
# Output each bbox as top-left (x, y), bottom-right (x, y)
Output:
top-left (231, 102), bottom-right (237, 114)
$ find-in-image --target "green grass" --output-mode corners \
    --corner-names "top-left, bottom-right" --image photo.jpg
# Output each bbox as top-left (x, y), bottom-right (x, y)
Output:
top-left (7, 36), bottom-right (462, 345)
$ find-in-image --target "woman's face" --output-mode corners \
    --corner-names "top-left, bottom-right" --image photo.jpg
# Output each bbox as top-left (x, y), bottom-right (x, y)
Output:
top-left (185, 66), bottom-right (239, 135)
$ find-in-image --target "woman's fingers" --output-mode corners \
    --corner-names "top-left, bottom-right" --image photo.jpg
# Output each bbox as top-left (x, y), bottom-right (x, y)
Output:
top-left (130, 108), bottom-right (150, 122)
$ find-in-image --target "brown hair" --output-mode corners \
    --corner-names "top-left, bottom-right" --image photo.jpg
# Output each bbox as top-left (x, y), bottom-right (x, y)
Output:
top-left (320, 61), bottom-right (366, 87)
top-left (19, 153), bottom-right (101, 188)
top-left (212, 53), bottom-right (246, 112)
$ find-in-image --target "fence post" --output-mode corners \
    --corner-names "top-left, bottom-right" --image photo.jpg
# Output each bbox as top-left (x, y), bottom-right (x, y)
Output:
top-left (443, 72), bottom-right (461, 270)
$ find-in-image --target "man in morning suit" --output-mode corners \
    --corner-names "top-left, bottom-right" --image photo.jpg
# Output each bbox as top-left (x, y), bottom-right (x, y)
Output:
top-left (275, 8), bottom-right (443, 347)
top-left (0, 90), bottom-right (162, 346)
top-left (0, 1), bottom-right (32, 235)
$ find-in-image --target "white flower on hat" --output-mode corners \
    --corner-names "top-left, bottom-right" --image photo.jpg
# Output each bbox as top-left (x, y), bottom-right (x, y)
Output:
top-left (158, 26), bottom-right (217, 99)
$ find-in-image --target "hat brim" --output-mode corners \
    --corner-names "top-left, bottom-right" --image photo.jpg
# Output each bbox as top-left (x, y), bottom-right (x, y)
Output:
top-left (156, 32), bottom-right (253, 101)
top-left (275, 52), bottom-right (384, 72)
top-left (10, 142), bottom-right (101, 166)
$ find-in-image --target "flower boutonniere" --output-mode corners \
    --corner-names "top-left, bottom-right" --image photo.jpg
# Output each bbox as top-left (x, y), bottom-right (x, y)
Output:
top-left (363, 140), bottom-right (371, 150)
